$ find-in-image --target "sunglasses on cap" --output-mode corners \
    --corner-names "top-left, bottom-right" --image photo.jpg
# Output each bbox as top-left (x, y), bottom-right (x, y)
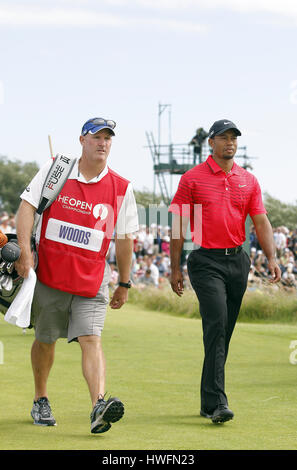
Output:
top-left (81, 118), bottom-right (116, 136)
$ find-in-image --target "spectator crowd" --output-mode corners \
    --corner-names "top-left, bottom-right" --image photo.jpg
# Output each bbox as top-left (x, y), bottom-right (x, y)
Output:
top-left (107, 222), bottom-right (297, 295)
top-left (0, 212), bottom-right (16, 235)
top-left (0, 211), bottom-right (296, 294)
top-left (248, 225), bottom-right (297, 293)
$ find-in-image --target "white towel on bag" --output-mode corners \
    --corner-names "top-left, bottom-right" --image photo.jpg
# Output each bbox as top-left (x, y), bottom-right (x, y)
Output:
top-left (4, 268), bottom-right (36, 328)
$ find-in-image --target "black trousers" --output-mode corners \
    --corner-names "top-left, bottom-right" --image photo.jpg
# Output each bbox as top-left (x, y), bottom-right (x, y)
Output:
top-left (187, 248), bottom-right (251, 414)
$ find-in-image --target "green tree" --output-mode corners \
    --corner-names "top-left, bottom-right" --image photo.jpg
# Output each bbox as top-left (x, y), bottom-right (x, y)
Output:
top-left (134, 187), bottom-right (163, 208)
top-left (0, 156), bottom-right (39, 213)
top-left (264, 192), bottom-right (297, 229)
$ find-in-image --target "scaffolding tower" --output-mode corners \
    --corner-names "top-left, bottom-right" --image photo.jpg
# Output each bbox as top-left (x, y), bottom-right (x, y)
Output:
top-left (145, 103), bottom-right (209, 205)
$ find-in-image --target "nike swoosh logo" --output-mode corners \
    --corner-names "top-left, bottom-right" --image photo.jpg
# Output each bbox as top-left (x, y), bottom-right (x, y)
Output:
top-left (223, 122), bottom-right (230, 125)
top-left (239, 184), bottom-right (247, 188)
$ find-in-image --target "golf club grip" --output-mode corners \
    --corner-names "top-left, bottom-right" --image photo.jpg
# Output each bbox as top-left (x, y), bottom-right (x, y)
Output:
top-left (1, 242), bottom-right (21, 262)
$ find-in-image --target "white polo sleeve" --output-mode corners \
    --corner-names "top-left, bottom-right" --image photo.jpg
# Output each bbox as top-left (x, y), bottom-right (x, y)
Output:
top-left (20, 159), bottom-right (53, 208)
top-left (115, 183), bottom-right (139, 235)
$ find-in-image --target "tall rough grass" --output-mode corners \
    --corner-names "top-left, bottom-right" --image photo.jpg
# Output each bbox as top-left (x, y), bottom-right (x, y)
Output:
top-left (239, 288), bottom-right (297, 323)
top-left (127, 285), bottom-right (297, 324)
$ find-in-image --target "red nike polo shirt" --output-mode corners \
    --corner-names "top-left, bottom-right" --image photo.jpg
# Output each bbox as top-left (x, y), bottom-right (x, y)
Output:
top-left (169, 155), bottom-right (266, 248)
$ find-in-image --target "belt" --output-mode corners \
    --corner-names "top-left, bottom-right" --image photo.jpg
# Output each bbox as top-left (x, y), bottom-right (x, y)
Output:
top-left (197, 246), bottom-right (243, 256)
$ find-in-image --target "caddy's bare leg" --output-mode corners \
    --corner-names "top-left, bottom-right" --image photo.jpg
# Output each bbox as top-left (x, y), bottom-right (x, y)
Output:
top-left (31, 339), bottom-right (56, 400)
top-left (78, 335), bottom-right (106, 407)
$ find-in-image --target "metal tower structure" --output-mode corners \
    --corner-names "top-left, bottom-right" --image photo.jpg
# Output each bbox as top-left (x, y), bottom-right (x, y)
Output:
top-left (145, 103), bottom-right (208, 205)
top-left (234, 146), bottom-right (258, 170)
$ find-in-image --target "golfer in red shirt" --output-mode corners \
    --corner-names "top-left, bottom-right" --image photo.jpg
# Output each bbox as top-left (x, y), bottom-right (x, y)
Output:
top-left (169, 119), bottom-right (281, 424)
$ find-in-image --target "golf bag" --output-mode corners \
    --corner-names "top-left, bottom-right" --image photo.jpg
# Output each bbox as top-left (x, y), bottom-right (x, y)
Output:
top-left (0, 154), bottom-right (76, 317)
top-left (0, 233), bottom-right (38, 316)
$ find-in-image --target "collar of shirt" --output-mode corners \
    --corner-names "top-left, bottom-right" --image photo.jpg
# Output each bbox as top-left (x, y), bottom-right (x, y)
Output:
top-left (206, 155), bottom-right (241, 176)
top-left (68, 160), bottom-right (109, 183)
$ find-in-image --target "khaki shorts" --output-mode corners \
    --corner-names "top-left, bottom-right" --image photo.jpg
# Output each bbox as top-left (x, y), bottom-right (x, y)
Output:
top-left (31, 262), bottom-right (111, 344)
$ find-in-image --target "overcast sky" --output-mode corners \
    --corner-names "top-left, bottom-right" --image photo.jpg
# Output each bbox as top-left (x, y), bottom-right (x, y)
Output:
top-left (0, 0), bottom-right (296, 204)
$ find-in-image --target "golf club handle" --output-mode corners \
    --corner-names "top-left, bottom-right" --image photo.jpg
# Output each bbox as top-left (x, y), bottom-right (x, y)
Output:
top-left (1, 241), bottom-right (21, 262)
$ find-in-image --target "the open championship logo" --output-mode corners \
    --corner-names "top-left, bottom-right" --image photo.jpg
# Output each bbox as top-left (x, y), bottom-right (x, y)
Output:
top-left (93, 204), bottom-right (108, 220)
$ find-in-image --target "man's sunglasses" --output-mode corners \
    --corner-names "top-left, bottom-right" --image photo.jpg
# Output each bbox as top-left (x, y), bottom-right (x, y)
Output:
top-left (82, 118), bottom-right (116, 136)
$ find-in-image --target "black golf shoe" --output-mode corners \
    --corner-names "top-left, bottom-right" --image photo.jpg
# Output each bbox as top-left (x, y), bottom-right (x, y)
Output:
top-left (211, 405), bottom-right (234, 424)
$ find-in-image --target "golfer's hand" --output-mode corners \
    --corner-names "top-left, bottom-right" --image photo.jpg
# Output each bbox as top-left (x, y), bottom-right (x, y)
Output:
top-left (109, 286), bottom-right (129, 309)
top-left (170, 270), bottom-right (184, 297)
top-left (267, 259), bottom-right (282, 283)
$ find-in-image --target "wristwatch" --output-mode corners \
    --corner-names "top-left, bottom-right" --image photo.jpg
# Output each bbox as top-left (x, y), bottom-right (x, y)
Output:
top-left (119, 280), bottom-right (132, 288)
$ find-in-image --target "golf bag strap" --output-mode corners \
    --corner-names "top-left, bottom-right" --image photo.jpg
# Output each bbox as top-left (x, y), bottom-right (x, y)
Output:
top-left (33, 154), bottom-right (76, 236)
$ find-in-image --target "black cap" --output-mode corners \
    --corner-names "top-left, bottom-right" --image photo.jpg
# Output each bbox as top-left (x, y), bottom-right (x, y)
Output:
top-left (209, 119), bottom-right (241, 138)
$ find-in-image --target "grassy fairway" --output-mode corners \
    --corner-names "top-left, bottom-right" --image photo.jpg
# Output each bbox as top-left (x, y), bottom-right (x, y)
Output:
top-left (0, 303), bottom-right (296, 450)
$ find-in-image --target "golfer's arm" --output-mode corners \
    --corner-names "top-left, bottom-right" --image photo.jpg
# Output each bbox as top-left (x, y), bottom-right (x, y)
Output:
top-left (170, 239), bottom-right (184, 272)
top-left (115, 233), bottom-right (133, 282)
top-left (170, 214), bottom-right (188, 271)
top-left (251, 214), bottom-right (276, 261)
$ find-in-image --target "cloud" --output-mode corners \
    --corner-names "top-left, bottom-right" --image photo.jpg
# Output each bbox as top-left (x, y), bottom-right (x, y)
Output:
top-left (0, 5), bottom-right (123, 27)
top-left (3, 0), bottom-right (295, 35)
top-left (210, 0), bottom-right (297, 18)
top-left (104, 0), bottom-right (297, 20)
top-left (136, 17), bottom-right (206, 33)
top-left (0, 3), bottom-right (206, 33)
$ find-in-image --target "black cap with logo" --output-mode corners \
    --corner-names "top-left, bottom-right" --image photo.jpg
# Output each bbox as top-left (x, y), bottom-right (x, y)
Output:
top-left (209, 119), bottom-right (241, 138)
